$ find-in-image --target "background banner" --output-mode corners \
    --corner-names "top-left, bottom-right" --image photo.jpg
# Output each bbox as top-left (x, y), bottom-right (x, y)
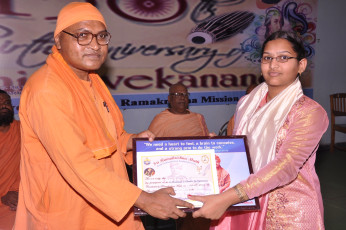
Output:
top-left (0, 0), bottom-right (318, 113)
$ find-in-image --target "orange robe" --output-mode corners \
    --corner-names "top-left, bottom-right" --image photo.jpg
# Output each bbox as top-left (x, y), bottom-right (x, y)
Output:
top-left (0, 120), bottom-right (21, 230)
top-left (148, 109), bottom-right (209, 137)
top-left (217, 166), bottom-right (231, 193)
top-left (15, 46), bottom-right (143, 229)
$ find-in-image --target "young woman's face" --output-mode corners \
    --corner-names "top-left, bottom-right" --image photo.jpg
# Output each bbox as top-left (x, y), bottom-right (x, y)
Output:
top-left (261, 38), bottom-right (307, 92)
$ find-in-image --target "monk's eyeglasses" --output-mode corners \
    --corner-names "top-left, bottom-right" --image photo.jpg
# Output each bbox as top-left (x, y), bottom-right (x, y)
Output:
top-left (169, 93), bottom-right (190, 97)
top-left (62, 30), bottom-right (111, 46)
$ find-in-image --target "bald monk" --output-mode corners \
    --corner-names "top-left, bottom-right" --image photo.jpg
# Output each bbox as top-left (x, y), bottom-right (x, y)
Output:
top-left (149, 83), bottom-right (209, 137)
top-left (14, 3), bottom-right (192, 230)
top-left (0, 90), bottom-right (20, 230)
top-left (148, 83), bottom-right (210, 230)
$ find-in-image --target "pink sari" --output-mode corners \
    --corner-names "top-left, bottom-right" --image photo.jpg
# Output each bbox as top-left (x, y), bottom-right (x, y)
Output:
top-left (211, 78), bottom-right (328, 229)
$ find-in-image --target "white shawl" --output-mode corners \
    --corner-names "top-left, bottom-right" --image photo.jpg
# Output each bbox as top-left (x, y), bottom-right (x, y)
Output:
top-left (234, 78), bottom-right (303, 172)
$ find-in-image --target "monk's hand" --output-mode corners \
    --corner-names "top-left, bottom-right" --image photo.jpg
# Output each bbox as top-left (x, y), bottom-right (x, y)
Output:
top-left (136, 130), bottom-right (155, 142)
top-left (188, 191), bottom-right (234, 220)
top-left (135, 187), bottom-right (194, 220)
top-left (1, 191), bottom-right (19, 211)
top-left (127, 130), bottom-right (155, 150)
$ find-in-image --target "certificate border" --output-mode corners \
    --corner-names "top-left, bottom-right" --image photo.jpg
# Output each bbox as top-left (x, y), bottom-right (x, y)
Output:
top-left (132, 135), bottom-right (260, 215)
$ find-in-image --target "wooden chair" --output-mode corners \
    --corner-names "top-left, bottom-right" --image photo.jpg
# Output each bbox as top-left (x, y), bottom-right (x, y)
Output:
top-left (218, 115), bottom-right (235, 136)
top-left (218, 121), bottom-right (229, 136)
top-left (330, 93), bottom-right (346, 151)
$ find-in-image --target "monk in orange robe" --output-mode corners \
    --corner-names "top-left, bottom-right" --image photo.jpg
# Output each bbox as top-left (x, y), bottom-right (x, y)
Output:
top-left (149, 83), bottom-right (209, 137)
top-left (148, 83), bottom-right (211, 230)
top-left (14, 3), bottom-right (192, 230)
top-left (0, 90), bottom-right (21, 230)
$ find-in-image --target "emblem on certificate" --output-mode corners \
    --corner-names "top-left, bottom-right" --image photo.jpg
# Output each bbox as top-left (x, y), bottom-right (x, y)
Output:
top-left (132, 136), bottom-right (260, 215)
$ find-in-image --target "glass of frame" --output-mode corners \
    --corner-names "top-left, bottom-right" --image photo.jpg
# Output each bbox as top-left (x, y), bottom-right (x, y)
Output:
top-left (132, 135), bottom-right (260, 215)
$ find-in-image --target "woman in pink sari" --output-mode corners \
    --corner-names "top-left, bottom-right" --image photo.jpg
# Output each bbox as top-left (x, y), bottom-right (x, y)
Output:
top-left (189, 31), bottom-right (328, 229)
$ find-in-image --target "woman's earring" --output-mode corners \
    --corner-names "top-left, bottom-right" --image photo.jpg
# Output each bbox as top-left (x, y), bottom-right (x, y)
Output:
top-left (297, 73), bottom-right (301, 78)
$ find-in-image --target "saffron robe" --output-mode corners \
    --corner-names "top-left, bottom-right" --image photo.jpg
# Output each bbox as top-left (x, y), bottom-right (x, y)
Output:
top-left (148, 109), bottom-right (209, 137)
top-left (217, 167), bottom-right (231, 194)
top-left (0, 120), bottom-right (20, 230)
top-left (14, 47), bottom-right (143, 229)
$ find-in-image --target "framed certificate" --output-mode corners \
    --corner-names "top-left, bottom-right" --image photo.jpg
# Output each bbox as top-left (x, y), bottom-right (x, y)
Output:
top-left (132, 136), bottom-right (260, 215)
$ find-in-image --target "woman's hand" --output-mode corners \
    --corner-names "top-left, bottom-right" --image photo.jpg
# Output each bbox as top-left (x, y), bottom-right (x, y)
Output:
top-left (188, 188), bottom-right (240, 220)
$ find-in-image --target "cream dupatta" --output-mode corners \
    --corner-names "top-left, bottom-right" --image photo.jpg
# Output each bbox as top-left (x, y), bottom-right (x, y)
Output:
top-left (233, 77), bottom-right (303, 172)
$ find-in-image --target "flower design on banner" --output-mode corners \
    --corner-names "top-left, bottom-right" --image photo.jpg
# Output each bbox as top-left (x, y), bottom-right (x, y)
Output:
top-left (107, 0), bottom-right (187, 23)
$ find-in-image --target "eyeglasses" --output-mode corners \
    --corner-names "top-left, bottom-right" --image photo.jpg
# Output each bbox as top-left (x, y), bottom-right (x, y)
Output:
top-left (169, 93), bottom-right (190, 97)
top-left (261, 55), bottom-right (298, 64)
top-left (62, 30), bottom-right (111, 46)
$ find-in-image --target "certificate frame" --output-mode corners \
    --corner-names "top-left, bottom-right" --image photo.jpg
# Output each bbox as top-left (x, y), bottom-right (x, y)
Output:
top-left (132, 135), bottom-right (260, 215)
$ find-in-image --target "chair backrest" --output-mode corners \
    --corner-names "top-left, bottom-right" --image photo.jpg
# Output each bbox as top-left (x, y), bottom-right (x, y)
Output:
top-left (330, 93), bottom-right (346, 116)
top-left (218, 121), bottom-right (229, 136)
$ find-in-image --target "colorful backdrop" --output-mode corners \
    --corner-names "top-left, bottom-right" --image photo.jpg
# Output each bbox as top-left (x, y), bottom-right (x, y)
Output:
top-left (0, 0), bottom-right (318, 113)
